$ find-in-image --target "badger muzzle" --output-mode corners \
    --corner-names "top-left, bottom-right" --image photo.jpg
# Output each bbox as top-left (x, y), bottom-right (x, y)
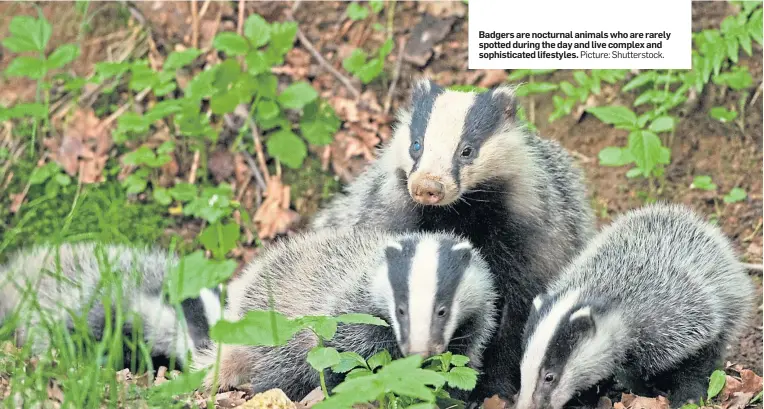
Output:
top-left (408, 172), bottom-right (459, 206)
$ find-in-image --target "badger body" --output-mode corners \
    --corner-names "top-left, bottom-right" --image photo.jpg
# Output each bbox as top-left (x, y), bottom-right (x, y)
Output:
top-left (0, 242), bottom-right (222, 371)
top-left (193, 227), bottom-right (498, 402)
top-left (517, 204), bottom-right (756, 409)
top-left (310, 80), bottom-right (595, 399)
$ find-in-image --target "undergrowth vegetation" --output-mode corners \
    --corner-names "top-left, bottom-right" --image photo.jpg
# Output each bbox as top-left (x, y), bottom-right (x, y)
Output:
top-left (0, 0), bottom-right (761, 408)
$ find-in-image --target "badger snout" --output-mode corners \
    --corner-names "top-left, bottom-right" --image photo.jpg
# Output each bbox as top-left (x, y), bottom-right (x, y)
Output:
top-left (402, 342), bottom-right (446, 357)
top-left (408, 173), bottom-right (458, 205)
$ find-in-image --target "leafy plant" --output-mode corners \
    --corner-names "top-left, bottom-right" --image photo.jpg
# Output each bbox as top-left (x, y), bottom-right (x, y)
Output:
top-left (690, 175), bottom-right (718, 191)
top-left (343, 38), bottom-right (394, 84)
top-left (723, 187), bottom-right (747, 204)
top-left (549, 70), bottom-right (628, 122)
top-left (709, 106), bottom-right (739, 123)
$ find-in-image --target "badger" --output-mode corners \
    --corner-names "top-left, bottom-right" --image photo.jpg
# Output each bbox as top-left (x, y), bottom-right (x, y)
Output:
top-left (192, 227), bottom-right (498, 402)
top-left (309, 79), bottom-right (596, 399)
top-left (516, 203), bottom-right (757, 409)
top-left (0, 242), bottom-right (223, 371)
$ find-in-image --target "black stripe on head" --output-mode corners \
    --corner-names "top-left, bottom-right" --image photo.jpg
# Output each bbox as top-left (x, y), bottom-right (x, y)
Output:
top-left (451, 87), bottom-right (518, 184)
top-left (537, 303), bottom-right (597, 390)
top-left (385, 238), bottom-right (418, 343)
top-left (432, 239), bottom-right (473, 347)
top-left (181, 297), bottom-right (212, 348)
top-left (408, 80), bottom-right (444, 173)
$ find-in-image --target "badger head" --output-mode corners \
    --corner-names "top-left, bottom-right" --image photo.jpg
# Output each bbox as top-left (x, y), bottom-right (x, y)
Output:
top-left (392, 79), bottom-right (525, 206)
top-left (371, 233), bottom-right (498, 367)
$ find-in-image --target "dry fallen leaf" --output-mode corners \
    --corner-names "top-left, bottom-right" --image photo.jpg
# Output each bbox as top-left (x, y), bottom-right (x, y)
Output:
top-left (618, 393), bottom-right (670, 409)
top-left (482, 394), bottom-right (510, 409)
top-left (253, 176), bottom-right (300, 240)
top-left (46, 108), bottom-right (112, 184)
top-left (478, 70), bottom-right (508, 88)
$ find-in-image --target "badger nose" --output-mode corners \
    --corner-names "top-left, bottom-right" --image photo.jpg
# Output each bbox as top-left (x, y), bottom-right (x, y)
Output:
top-left (412, 179), bottom-right (445, 205)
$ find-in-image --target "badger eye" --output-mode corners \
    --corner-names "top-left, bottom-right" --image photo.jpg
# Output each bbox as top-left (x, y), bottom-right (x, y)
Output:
top-left (411, 140), bottom-right (422, 152)
top-left (544, 373), bottom-right (555, 383)
top-left (460, 146), bottom-right (473, 158)
top-left (437, 307), bottom-right (447, 317)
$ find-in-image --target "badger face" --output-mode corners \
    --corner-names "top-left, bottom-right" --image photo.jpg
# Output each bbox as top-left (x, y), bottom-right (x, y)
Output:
top-left (377, 235), bottom-right (488, 359)
top-left (396, 80), bottom-right (520, 206)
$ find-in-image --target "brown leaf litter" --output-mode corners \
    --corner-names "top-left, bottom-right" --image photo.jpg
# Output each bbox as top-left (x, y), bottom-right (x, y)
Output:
top-left (45, 108), bottom-right (113, 184)
top-left (253, 175), bottom-right (301, 240)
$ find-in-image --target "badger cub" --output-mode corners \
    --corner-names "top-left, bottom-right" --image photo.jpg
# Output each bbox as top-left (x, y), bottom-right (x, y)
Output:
top-left (0, 242), bottom-right (223, 371)
top-left (516, 204), bottom-right (756, 409)
top-left (193, 227), bottom-right (498, 402)
top-left (310, 79), bottom-right (595, 399)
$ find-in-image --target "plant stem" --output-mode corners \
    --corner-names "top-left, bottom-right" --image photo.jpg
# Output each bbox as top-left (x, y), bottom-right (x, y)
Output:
top-left (317, 337), bottom-right (330, 398)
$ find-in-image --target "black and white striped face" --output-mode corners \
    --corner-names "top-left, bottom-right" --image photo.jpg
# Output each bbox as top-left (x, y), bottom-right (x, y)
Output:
top-left (377, 234), bottom-right (485, 358)
top-left (394, 79), bottom-right (521, 206)
top-left (517, 290), bottom-right (603, 409)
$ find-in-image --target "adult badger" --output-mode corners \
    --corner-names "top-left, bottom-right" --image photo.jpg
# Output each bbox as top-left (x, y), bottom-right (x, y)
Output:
top-left (193, 227), bottom-right (498, 402)
top-left (517, 204), bottom-right (756, 409)
top-left (0, 242), bottom-right (223, 371)
top-left (310, 79), bottom-right (595, 399)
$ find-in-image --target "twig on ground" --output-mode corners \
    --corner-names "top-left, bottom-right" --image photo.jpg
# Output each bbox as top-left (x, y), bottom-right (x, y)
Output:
top-left (188, 150), bottom-right (201, 183)
top-left (569, 150), bottom-right (594, 164)
top-left (742, 263), bottom-right (764, 272)
top-left (198, 0), bottom-right (212, 20)
top-left (246, 117), bottom-right (271, 180)
top-left (285, 10), bottom-right (361, 100)
top-left (291, 0), bottom-right (302, 14)
top-left (750, 81), bottom-right (762, 108)
top-left (237, 0), bottom-right (245, 36)
top-left (191, 0), bottom-right (199, 49)
top-left (384, 36), bottom-right (407, 115)
top-left (241, 150), bottom-right (268, 191)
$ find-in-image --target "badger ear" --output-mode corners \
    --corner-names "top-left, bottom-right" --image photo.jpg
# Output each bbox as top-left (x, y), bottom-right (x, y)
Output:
top-left (411, 78), bottom-right (441, 101)
top-left (450, 240), bottom-right (473, 263)
top-left (532, 294), bottom-right (545, 311)
top-left (491, 85), bottom-right (518, 121)
top-left (568, 306), bottom-right (595, 334)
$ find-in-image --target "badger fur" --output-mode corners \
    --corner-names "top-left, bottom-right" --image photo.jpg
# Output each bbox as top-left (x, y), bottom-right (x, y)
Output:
top-left (192, 227), bottom-right (498, 402)
top-left (516, 203), bottom-right (757, 409)
top-left (0, 242), bottom-right (223, 371)
top-left (309, 79), bottom-right (595, 399)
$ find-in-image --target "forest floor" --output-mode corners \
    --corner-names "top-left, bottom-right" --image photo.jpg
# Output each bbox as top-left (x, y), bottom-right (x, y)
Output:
top-left (0, 1), bottom-right (761, 409)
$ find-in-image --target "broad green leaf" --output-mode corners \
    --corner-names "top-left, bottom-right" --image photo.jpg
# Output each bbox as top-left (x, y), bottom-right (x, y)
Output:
top-left (129, 64), bottom-right (160, 91)
top-left (450, 354), bottom-right (470, 367)
top-left (356, 58), bottom-right (384, 84)
top-left (145, 101), bottom-right (183, 122)
top-left (210, 89), bottom-right (241, 115)
top-left (122, 146), bottom-right (156, 166)
top-left (321, 376), bottom-right (386, 405)
top-left (336, 313), bottom-right (389, 327)
top-left (723, 187), bottom-right (747, 204)
top-left (598, 146), bottom-right (633, 167)
top-left (266, 129), bottom-right (307, 169)
top-left (444, 366), bottom-right (478, 391)
top-left (648, 116), bottom-right (675, 133)
top-left (29, 162), bottom-right (60, 185)
top-left (245, 50), bottom-right (270, 75)
top-left (117, 112), bottom-right (150, 134)
top-left (622, 72), bottom-right (656, 92)
top-left (347, 2), bottom-right (369, 20)
top-left (164, 48), bottom-right (201, 71)
top-left (122, 172), bottom-right (148, 194)
top-left (331, 351), bottom-right (368, 373)
top-left (277, 82), bottom-right (318, 110)
top-left (6, 57), bottom-right (46, 80)
top-left (307, 346), bottom-right (342, 371)
top-left (680, 404), bottom-right (699, 409)
top-left (585, 106), bottom-right (637, 127)
top-left (378, 38), bottom-right (394, 57)
top-left (707, 369), bottom-right (726, 399)
top-left (627, 130), bottom-right (663, 177)
top-left (367, 349), bottom-right (392, 370)
top-left (54, 173), bottom-right (71, 186)
top-left (153, 187), bottom-right (173, 205)
top-left (515, 82), bottom-right (558, 97)
top-left (625, 167), bottom-right (643, 179)
top-left (257, 74), bottom-right (279, 98)
top-left (690, 175), bottom-right (717, 191)
top-left (213, 32), bottom-right (250, 56)
top-left (8, 103), bottom-right (47, 119)
top-left (709, 106), bottom-right (738, 123)
top-left (94, 61), bottom-right (131, 78)
top-left (166, 251), bottom-right (237, 304)
top-left (198, 222), bottom-right (240, 258)
top-left (369, 0), bottom-right (384, 13)
top-left (270, 21), bottom-right (298, 55)
top-left (257, 99), bottom-right (280, 120)
top-left (47, 44), bottom-right (80, 70)
top-left (296, 316), bottom-right (338, 339)
top-left (342, 49), bottom-right (367, 73)
top-left (3, 16), bottom-right (51, 52)
top-left (209, 310), bottom-right (301, 346)
top-left (148, 369), bottom-right (208, 400)
top-left (169, 183), bottom-right (198, 202)
top-left (184, 67), bottom-right (217, 100)
top-left (244, 14), bottom-right (271, 48)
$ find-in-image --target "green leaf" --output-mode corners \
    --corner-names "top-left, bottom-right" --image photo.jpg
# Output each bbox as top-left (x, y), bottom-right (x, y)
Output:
top-left (450, 354), bottom-right (470, 367)
top-left (300, 102), bottom-right (341, 146)
top-left (148, 369), bottom-right (208, 400)
top-left (213, 32), bottom-right (250, 56)
top-left (47, 44), bottom-right (80, 70)
top-left (153, 187), bottom-right (173, 205)
top-left (53, 173), bottom-right (71, 186)
top-left (29, 162), bottom-right (60, 185)
top-left (707, 369), bottom-right (726, 399)
top-left (3, 16), bottom-right (52, 52)
top-left (270, 21), bottom-right (298, 55)
top-left (709, 107), bottom-right (738, 123)
top-left (622, 72), bottom-right (656, 92)
top-left (7, 103), bottom-right (48, 119)
top-left (6, 57), bottom-right (46, 80)
top-left (347, 2), bottom-right (369, 20)
top-left (680, 404), bottom-right (699, 409)
top-left (257, 99), bottom-right (280, 120)
top-left (245, 50), bottom-right (270, 75)
top-left (117, 112), bottom-right (150, 134)
top-left (244, 14), bottom-right (271, 48)
top-left (266, 129), bottom-right (307, 169)
top-left (690, 175), bottom-right (717, 191)
top-left (713, 68), bottom-right (754, 91)
top-left (296, 316), bottom-right (338, 339)
top-left (164, 48), bottom-right (201, 71)
top-left (515, 82), bottom-right (558, 97)
top-left (145, 101), bottom-right (183, 122)
top-left (342, 49), bottom-right (367, 73)
top-left (335, 313), bottom-right (389, 327)
top-left (199, 222), bottom-right (240, 258)
top-left (307, 346), bottom-right (342, 371)
top-left (369, 0), bottom-right (384, 13)
top-left (166, 251), bottom-right (237, 304)
top-left (122, 146), bottom-right (156, 166)
top-left (444, 366), bottom-right (478, 391)
top-left (331, 351), bottom-right (368, 373)
top-left (648, 116), bottom-right (675, 133)
top-left (625, 167), bottom-right (643, 179)
top-left (378, 38), bottom-right (394, 58)
top-left (123, 172), bottom-right (148, 194)
top-left (209, 310), bottom-right (301, 346)
top-left (257, 74), bottom-right (279, 98)
top-left (356, 58), bottom-right (384, 84)
top-left (277, 82), bottom-right (318, 110)
top-left (723, 187), bottom-right (747, 204)
top-left (627, 130), bottom-right (663, 177)
top-left (184, 67), bottom-right (217, 100)
top-left (169, 183), bottom-right (198, 202)
top-left (94, 61), bottom-right (131, 78)
top-left (585, 106), bottom-right (637, 127)
top-left (129, 64), bottom-right (160, 91)
top-left (598, 147), bottom-right (633, 167)
top-left (210, 89), bottom-right (241, 115)
top-left (367, 349), bottom-right (392, 370)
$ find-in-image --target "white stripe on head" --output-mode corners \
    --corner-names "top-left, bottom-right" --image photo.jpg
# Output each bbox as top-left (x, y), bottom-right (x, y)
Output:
top-left (387, 240), bottom-right (403, 251)
top-left (415, 91), bottom-right (476, 179)
top-left (199, 288), bottom-right (223, 325)
top-left (568, 306), bottom-right (590, 323)
top-left (406, 236), bottom-right (440, 354)
top-left (451, 241), bottom-right (472, 251)
top-left (516, 289), bottom-right (582, 409)
top-left (370, 257), bottom-right (400, 342)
